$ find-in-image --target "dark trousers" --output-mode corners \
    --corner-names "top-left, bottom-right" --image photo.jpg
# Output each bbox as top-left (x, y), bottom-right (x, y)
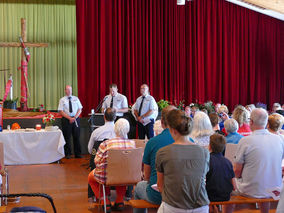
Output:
top-left (62, 117), bottom-right (81, 156)
top-left (138, 119), bottom-right (154, 139)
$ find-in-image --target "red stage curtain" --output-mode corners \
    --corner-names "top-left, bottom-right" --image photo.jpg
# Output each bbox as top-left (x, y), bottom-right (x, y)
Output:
top-left (76, 0), bottom-right (284, 116)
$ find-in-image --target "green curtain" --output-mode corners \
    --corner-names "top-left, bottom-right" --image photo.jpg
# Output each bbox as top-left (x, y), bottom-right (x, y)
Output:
top-left (0, 0), bottom-right (77, 110)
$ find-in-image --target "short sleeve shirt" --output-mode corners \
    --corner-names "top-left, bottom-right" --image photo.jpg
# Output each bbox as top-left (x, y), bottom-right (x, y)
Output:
top-left (58, 95), bottom-right (83, 117)
top-left (134, 95), bottom-right (157, 120)
top-left (142, 128), bottom-right (174, 204)
top-left (206, 153), bottom-right (235, 201)
top-left (234, 129), bottom-right (284, 198)
top-left (156, 144), bottom-right (210, 209)
top-left (102, 93), bottom-right (128, 117)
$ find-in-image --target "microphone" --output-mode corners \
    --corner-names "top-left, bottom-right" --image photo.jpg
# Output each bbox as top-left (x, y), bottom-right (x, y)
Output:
top-left (88, 96), bottom-right (108, 127)
top-left (95, 96), bottom-right (108, 114)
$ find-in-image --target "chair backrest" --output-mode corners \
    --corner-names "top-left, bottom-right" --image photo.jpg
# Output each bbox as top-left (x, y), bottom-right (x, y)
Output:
top-left (106, 148), bottom-right (143, 186)
top-left (133, 139), bottom-right (147, 149)
top-left (225, 143), bottom-right (238, 163)
top-left (0, 143), bottom-right (4, 174)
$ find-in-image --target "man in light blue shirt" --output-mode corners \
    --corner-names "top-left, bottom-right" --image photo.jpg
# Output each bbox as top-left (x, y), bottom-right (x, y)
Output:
top-left (134, 84), bottom-right (157, 139)
top-left (234, 108), bottom-right (284, 213)
top-left (101, 84), bottom-right (128, 118)
top-left (58, 85), bottom-right (83, 159)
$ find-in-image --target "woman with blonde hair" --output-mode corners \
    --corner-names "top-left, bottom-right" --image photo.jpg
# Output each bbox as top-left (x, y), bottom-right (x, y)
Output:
top-left (268, 113), bottom-right (284, 137)
top-left (232, 105), bottom-right (252, 136)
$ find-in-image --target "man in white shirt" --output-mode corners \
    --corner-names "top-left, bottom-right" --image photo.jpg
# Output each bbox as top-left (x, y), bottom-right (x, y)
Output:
top-left (234, 108), bottom-right (284, 213)
top-left (58, 85), bottom-right (83, 159)
top-left (134, 84), bottom-right (157, 139)
top-left (88, 107), bottom-right (116, 202)
top-left (101, 84), bottom-right (128, 118)
top-left (88, 108), bottom-right (116, 154)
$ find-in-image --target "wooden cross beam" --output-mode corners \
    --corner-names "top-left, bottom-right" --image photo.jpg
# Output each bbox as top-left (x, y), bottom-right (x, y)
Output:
top-left (0, 18), bottom-right (48, 111)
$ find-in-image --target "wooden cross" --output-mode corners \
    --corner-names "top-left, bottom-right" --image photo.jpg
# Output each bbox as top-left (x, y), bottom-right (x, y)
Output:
top-left (0, 18), bottom-right (48, 111)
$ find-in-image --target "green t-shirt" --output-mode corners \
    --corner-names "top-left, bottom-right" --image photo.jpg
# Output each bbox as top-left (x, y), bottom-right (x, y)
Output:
top-left (156, 144), bottom-right (210, 209)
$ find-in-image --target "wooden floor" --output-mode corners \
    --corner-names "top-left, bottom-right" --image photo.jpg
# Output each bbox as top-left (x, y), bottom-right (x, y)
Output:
top-left (3, 156), bottom-right (277, 213)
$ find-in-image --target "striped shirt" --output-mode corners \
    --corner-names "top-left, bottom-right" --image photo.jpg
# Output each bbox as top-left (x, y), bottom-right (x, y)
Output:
top-left (93, 137), bottom-right (136, 184)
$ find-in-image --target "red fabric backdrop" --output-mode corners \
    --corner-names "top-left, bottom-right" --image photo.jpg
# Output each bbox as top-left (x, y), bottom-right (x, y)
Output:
top-left (76, 0), bottom-right (284, 116)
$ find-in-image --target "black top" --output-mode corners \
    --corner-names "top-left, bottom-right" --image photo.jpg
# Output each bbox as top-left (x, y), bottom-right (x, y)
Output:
top-left (206, 153), bottom-right (235, 202)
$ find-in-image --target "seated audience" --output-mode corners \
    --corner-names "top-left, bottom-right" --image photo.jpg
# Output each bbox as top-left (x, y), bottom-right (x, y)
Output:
top-left (272, 103), bottom-right (282, 113)
top-left (156, 109), bottom-right (210, 213)
top-left (184, 106), bottom-right (192, 118)
top-left (88, 118), bottom-right (135, 212)
top-left (190, 111), bottom-right (214, 147)
top-left (268, 113), bottom-right (284, 139)
top-left (245, 104), bottom-right (256, 113)
top-left (217, 104), bottom-right (229, 130)
top-left (232, 105), bottom-right (252, 136)
top-left (87, 108), bottom-right (116, 154)
top-left (133, 105), bottom-right (176, 213)
top-left (87, 108), bottom-right (116, 203)
top-left (191, 105), bottom-right (199, 117)
top-left (206, 134), bottom-right (235, 213)
top-left (154, 120), bottom-right (163, 136)
top-left (215, 103), bottom-right (221, 113)
top-left (224, 119), bottom-right (243, 144)
top-left (275, 110), bottom-right (284, 131)
top-left (234, 108), bottom-right (284, 213)
top-left (209, 112), bottom-right (225, 136)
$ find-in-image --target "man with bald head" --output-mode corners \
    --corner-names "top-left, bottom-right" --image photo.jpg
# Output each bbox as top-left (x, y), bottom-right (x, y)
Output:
top-left (58, 85), bottom-right (83, 159)
top-left (234, 108), bottom-right (284, 213)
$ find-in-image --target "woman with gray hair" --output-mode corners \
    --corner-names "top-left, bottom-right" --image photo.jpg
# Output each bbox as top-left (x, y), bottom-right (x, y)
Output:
top-left (232, 105), bottom-right (252, 137)
top-left (224, 119), bottom-right (244, 144)
top-left (88, 118), bottom-right (136, 212)
top-left (190, 111), bottom-right (214, 147)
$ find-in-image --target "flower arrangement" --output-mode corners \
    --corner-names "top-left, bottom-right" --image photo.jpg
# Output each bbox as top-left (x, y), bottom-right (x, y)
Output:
top-left (42, 113), bottom-right (55, 126)
top-left (174, 100), bottom-right (185, 110)
top-left (189, 101), bottom-right (215, 113)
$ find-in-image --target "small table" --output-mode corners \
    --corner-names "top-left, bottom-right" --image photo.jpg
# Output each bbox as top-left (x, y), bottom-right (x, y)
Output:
top-left (0, 129), bottom-right (65, 165)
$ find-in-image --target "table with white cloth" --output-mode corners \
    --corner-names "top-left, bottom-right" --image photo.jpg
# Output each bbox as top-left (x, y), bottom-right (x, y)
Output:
top-left (0, 129), bottom-right (66, 165)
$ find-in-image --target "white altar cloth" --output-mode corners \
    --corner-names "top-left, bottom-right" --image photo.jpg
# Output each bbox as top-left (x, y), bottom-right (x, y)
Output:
top-left (0, 129), bottom-right (65, 165)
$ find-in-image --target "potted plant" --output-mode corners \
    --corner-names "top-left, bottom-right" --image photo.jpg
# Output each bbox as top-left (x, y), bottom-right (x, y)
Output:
top-left (157, 99), bottom-right (170, 111)
top-left (3, 98), bottom-right (18, 110)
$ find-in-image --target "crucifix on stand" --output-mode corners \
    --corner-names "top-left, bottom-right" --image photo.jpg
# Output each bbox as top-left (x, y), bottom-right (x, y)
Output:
top-left (0, 18), bottom-right (48, 111)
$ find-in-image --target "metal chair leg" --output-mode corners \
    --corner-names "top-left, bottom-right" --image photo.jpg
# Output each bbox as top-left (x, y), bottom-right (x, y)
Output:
top-left (102, 185), bottom-right (106, 213)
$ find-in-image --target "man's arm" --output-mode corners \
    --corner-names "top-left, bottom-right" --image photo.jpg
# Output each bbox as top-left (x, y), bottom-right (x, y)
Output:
top-left (59, 110), bottom-right (72, 121)
top-left (142, 110), bottom-right (154, 118)
top-left (157, 171), bottom-right (164, 193)
top-left (116, 108), bottom-right (128, 113)
top-left (234, 163), bottom-right (244, 178)
top-left (143, 164), bottom-right (151, 181)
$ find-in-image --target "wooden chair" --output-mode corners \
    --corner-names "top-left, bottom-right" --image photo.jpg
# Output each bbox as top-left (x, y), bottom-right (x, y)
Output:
top-left (225, 143), bottom-right (238, 163)
top-left (98, 148), bottom-right (144, 213)
top-left (133, 139), bottom-right (147, 150)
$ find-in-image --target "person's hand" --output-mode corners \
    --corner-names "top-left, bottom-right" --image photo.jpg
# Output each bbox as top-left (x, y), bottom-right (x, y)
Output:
top-left (221, 112), bottom-right (229, 121)
top-left (69, 117), bottom-right (75, 124)
top-left (138, 116), bottom-right (144, 124)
